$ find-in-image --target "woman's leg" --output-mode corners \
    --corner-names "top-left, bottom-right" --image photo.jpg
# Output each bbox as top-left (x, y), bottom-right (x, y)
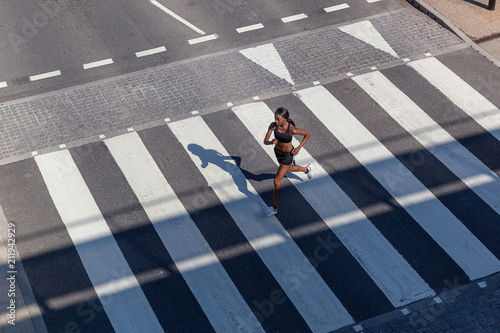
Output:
top-left (288, 165), bottom-right (307, 173)
top-left (273, 163), bottom-right (290, 207)
top-left (288, 163), bottom-right (313, 179)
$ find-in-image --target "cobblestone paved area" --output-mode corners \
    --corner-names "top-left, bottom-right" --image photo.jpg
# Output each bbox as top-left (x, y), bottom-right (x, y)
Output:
top-left (0, 8), bottom-right (464, 164)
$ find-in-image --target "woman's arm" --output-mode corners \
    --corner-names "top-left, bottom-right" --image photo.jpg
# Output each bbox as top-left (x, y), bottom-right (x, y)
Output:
top-left (264, 122), bottom-right (278, 145)
top-left (290, 126), bottom-right (311, 155)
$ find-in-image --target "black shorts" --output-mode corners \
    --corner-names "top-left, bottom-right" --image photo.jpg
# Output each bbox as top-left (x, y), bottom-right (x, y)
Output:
top-left (274, 148), bottom-right (294, 166)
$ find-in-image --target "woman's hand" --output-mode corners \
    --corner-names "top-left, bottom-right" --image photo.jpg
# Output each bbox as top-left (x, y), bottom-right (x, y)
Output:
top-left (291, 146), bottom-right (301, 155)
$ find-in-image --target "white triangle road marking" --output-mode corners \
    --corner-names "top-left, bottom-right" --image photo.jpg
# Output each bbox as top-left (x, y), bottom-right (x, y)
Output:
top-left (339, 21), bottom-right (399, 58)
top-left (240, 43), bottom-right (295, 85)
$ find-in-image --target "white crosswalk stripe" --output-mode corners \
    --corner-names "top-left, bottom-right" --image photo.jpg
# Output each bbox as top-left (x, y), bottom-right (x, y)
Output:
top-left (168, 116), bottom-right (354, 332)
top-left (353, 71), bottom-right (500, 216)
top-left (232, 101), bottom-right (435, 307)
top-left (104, 132), bottom-right (263, 333)
top-left (294, 85), bottom-right (500, 281)
top-left (35, 150), bottom-right (163, 333)
top-left (2, 57), bottom-right (500, 332)
top-left (408, 57), bottom-right (500, 142)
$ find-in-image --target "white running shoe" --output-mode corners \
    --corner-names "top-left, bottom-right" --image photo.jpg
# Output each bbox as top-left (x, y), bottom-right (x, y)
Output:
top-left (306, 163), bottom-right (313, 180)
top-left (264, 206), bottom-right (278, 216)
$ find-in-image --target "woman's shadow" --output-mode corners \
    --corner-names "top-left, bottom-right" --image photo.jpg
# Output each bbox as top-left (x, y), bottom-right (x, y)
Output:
top-left (187, 143), bottom-right (275, 197)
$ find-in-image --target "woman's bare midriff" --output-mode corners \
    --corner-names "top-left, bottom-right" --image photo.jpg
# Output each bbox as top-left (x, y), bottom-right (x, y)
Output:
top-left (275, 141), bottom-right (293, 153)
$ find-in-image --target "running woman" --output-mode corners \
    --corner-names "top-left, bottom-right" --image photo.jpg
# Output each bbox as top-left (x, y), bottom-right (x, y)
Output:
top-left (263, 107), bottom-right (313, 216)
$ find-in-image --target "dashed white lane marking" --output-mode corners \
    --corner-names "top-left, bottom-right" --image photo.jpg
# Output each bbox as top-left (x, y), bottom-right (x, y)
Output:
top-left (240, 43), bottom-right (295, 85)
top-left (0, 81), bottom-right (7, 88)
top-left (135, 46), bottom-right (167, 58)
top-left (324, 4), bottom-right (350, 12)
top-left (281, 13), bottom-right (308, 23)
top-left (83, 58), bottom-right (114, 70)
top-left (353, 325), bottom-right (363, 332)
top-left (236, 23), bottom-right (264, 33)
top-left (188, 34), bottom-right (218, 45)
top-left (339, 20), bottom-right (399, 58)
top-left (150, 0), bottom-right (205, 35)
top-left (29, 70), bottom-right (61, 82)
top-left (367, 0), bottom-right (383, 2)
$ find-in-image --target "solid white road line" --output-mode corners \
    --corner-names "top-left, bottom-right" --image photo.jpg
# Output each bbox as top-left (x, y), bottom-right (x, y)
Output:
top-left (135, 46), bottom-right (167, 58)
top-left (169, 116), bottom-right (354, 332)
top-left (105, 132), bottom-right (263, 333)
top-left (233, 102), bottom-right (435, 307)
top-left (295, 86), bottom-right (500, 281)
top-left (188, 34), bottom-right (218, 45)
top-left (236, 23), bottom-right (264, 33)
top-left (408, 58), bottom-right (500, 142)
top-left (324, 4), bottom-right (350, 12)
top-left (281, 13), bottom-right (308, 23)
top-left (0, 81), bottom-right (7, 88)
top-left (83, 58), bottom-right (114, 70)
top-left (150, 0), bottom-right (205, 35)
top-left (354, 71), bottom-right (500, 217)
top-left (35, 150), bottom-right (163, 333)
top-left (29, 70), bottom-right (61, 82)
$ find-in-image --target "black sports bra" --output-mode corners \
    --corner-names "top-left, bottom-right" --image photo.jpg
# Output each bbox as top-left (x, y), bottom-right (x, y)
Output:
top-left (274, 122), bottom-right (292, 143)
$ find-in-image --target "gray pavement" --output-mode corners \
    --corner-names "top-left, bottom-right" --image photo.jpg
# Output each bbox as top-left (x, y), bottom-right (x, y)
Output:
top-left (1, 1), bottom-right (499, 332)
top-left (334, 273), bottom-right (500, 332)
top-left (409, 0), bottom-right (500, 65)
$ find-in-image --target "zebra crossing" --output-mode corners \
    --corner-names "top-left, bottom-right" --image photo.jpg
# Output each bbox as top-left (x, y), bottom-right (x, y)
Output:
top-left (1, 56), bottom-right (500, 332)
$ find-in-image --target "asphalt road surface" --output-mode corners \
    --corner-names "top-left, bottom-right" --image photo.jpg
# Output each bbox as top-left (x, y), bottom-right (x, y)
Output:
top-left (0, 0), bottom-right (404, 102)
